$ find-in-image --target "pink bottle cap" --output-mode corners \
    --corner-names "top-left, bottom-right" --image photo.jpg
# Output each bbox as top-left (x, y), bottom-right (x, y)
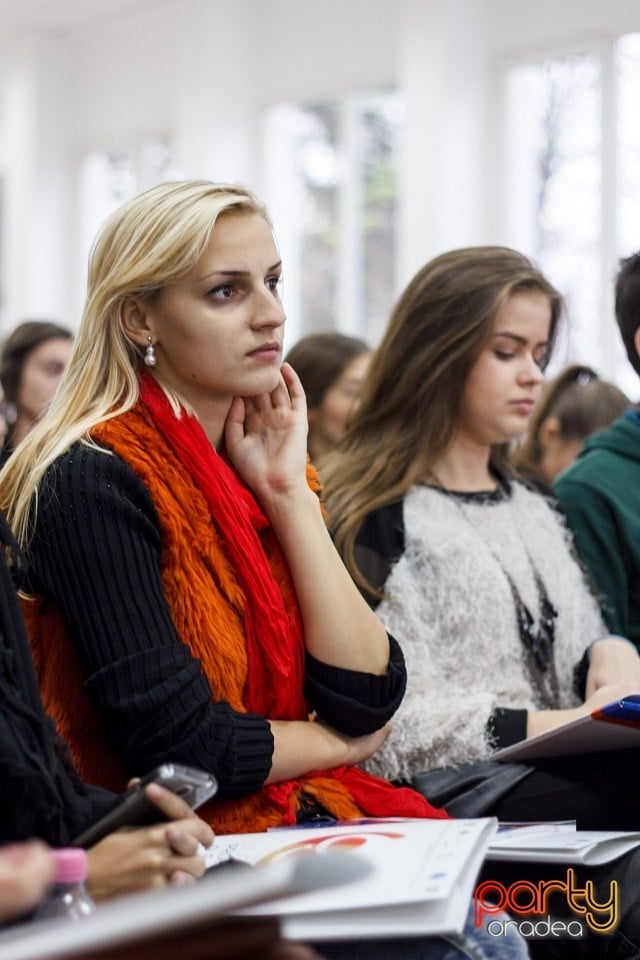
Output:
top-left (50, 848), bottom-right (89, 884)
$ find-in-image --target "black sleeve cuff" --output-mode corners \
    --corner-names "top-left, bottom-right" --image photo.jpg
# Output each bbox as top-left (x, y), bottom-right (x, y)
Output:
top-left (219, 711), bottom-right (274, 796)
top-left (487, 707), bottom-right (528, 749)
top-left (303, 635), bottom-right (407, 737)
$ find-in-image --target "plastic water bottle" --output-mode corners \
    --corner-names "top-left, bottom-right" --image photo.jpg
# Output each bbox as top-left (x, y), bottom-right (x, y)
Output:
top-left (34, 848), bottom-right (96, 921)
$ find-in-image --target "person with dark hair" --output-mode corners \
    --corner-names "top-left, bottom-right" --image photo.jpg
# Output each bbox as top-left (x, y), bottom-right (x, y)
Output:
top-left (512, 363), bottom-right (629, 488)
top-left (0, 320), bottom-right (73, 461)
top-left (284, 332), bottom-right (371, 464)
top-left (554, 252), bottom-right (640, 649)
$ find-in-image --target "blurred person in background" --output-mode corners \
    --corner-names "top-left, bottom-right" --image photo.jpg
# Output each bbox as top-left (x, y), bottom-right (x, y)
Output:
top-left (511, 363), bottom-right (629, 489)
top-left (284, 332), bottom-right (371, 465)
top-left (0, 321), bottom-right (73, 463)
top-left (555, 253), bottom-right (640, 650)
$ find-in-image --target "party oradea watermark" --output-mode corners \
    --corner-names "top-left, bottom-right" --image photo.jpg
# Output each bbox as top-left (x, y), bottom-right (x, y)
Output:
top-left (474, 868), bottom-right (618, 939)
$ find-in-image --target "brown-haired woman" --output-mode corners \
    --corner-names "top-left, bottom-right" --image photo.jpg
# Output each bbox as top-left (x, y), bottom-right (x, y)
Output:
top-left (323, 246), bottom-right (640, 824)
top-left (323, 245), bottom-right (640, 957)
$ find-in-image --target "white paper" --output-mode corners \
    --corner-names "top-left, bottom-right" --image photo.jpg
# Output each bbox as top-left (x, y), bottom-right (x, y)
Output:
top-left (489, 825), bottom-right (640, 866)
top-left (204, 817), bottom-right (498, 940)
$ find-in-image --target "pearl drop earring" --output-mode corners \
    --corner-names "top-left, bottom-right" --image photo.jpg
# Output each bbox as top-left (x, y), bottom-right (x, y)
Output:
top-left (144, 336), bottom-right (157, 367)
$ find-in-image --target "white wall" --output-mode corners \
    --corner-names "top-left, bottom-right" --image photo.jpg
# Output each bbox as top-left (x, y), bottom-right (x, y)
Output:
top-left (1, 0), bottom-right (640, 335)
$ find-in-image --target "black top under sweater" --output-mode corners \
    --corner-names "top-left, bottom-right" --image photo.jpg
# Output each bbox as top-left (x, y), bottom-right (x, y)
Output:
top-left (28, 445), bottom-right (406, 796)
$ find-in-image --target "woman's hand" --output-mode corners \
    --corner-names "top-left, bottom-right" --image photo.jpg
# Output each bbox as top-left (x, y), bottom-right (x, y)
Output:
top-left (585, 637), bottom-right (640, 698)
top-left (266, 718), bottom-right (392, 784)
top-left (0, 840), bottom-right (54, 924)
top-left (86, 784), bottom-right (214, 901)
top-left (581, 682), bottom-right (640, 712)
top-left (228, 362), bottom-right (390, 675)
top-left (224, 363), bottom-right (309, 510)
top-left (527, 681), bottom-right (640, 739)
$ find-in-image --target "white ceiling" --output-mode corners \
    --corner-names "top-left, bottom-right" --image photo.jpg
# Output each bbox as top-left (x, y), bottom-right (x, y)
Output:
top-left (0, 0), bottom-right (168, 39)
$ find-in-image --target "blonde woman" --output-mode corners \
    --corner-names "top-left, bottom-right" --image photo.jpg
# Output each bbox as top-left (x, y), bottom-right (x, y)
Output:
top-left (0, 180), bottom-right (523, 960)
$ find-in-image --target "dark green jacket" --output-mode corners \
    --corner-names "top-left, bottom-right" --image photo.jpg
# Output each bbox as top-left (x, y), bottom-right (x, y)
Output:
top-left (554, 410), bottom-right (640, 648)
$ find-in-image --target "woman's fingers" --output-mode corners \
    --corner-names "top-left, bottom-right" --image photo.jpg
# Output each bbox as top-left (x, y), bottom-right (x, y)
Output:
top-left (165, 824), bottom-right (201, 857)
top-left (144, 784), bottom-right (214, 846)
top-left (168, 867), bottom-right (199, 885)
top-left (268, 372), bottom-right (293, 409)
top-left (164, 817), bottom-right (213, 849)
top-left (144, 782), bottom-right (193, 818)
top-left (252, 366), bottom-right (303, 414)
top-left (280, 362), bottom-right (306, 410)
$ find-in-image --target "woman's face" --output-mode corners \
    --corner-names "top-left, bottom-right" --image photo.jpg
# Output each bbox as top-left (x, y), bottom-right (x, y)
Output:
top-left (18, 337), bottom-right (73, 424)
top-left (308, 351), bottom-right (371, 459)
top-left (458, 290), bottom-right (551, 449)
top-left (138, 211), bottom-right (285, 415)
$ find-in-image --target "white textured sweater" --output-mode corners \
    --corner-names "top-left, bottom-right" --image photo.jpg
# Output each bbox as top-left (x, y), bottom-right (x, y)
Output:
top-left (362, 481), bottom-right (606, 782)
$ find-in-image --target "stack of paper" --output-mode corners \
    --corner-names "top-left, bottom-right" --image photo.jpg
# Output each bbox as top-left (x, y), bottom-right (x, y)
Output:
top-left (488, 821), bottom-right (640, 866)
top-left (204, 817), bottom-right (498, 940)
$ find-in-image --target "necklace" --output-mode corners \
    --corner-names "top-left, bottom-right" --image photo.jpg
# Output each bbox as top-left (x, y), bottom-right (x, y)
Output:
top-left (425, 472), bottom-right (560, 707)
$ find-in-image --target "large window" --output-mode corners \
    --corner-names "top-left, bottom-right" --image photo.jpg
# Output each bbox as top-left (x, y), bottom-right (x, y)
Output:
top-left (263, 91), bottom-right (403, 349)
top-left (76, 135), bottom-right (179, 311)
top-left (617, 35), bottom-right (640, 262)
top-left (504, 35), bottom-right (640, 398)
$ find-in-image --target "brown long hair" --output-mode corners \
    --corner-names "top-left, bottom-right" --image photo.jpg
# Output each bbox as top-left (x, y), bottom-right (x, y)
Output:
top-left (322, 246), bottom-right (562, 594)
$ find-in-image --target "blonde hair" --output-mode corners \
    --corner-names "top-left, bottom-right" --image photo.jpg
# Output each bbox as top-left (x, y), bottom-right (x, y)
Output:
top-left (0, 179), bottom-right (268, 545)
top-left (322, 246), bottom-right (562, 596)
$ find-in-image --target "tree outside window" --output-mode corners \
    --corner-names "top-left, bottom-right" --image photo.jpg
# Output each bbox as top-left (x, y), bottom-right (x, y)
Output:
top-left (504, 35), bottom-right (640, 398)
